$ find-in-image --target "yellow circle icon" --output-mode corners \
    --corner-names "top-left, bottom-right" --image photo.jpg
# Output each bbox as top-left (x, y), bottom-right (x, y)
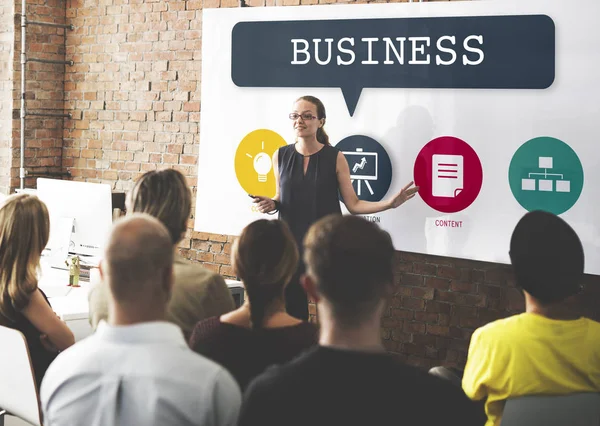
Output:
top-left (234, 129), bottom-right (288, 198)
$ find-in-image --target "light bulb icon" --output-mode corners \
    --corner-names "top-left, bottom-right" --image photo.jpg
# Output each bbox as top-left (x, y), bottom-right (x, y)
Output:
top-left (253, 151), bottom-right (272, 182)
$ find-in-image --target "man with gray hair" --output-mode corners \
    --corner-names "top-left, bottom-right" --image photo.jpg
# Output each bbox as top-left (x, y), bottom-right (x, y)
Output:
top-left (41, 214), bottom-right (241, 426)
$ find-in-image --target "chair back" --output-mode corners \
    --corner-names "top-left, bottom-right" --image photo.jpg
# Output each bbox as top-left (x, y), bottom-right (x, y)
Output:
top-left (0, 325), bottom-right (42, 426)
top-left (501, 393), bottom-right (600, 426)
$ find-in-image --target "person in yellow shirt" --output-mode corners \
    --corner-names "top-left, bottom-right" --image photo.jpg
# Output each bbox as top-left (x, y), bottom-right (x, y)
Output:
top-left (462, 210), bottom-right (600, 426)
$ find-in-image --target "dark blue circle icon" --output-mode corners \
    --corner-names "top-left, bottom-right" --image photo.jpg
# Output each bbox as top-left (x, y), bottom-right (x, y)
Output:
top-left (335, 135), bottom-right (392, 202)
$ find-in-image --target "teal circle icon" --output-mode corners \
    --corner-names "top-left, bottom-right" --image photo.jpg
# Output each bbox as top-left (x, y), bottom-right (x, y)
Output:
top-left (508, 137), bottom-right (583, 215)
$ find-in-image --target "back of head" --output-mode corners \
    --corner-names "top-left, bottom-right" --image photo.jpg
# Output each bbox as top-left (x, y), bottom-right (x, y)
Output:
top-left (303, 215), bottom-right (394, 326)
top-left (104, 214), bottom-right (174, 308)
top-left (510, 210), bottom-right (584, 304)
top-left (0, 194), bottom-right (50, 321)
top-left (232, 219), bottom-right (298, 328)
top-left (127, 168), bottom-right (191, 245)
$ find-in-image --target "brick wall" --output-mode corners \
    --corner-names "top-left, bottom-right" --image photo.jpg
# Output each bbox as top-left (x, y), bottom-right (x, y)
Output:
top-left (6, 0), bottom-right (598, 370)
top-left (0, 1), bottom-right (14, 195)
top-left (4, 0), bottom-right (68, 191)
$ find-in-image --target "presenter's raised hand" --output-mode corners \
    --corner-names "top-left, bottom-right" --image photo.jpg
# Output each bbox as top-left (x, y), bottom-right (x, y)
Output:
top-left (252, 195), bottom-right (277, 214)
top-left (388, 181), bottom-right (419, 209)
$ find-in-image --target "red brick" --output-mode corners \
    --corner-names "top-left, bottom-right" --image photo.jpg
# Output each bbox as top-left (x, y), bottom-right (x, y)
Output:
top-left (196, 252), bottom-right (214, 263)
top-left (414, 312), bottom-right (438, 324)
top-left (403, 321), bottom-right (426, 334)
top-left (437, 265), bottom-right (462, 280)
top-left (478, 284), bottom-right (503, 299)
top-left (450, 281), bottom-right (476, 293)
top-left (425, 301), bottom-right (451, 314)
top-left (401, 297), bottom-right (425, 311)
top-left (437, 291), bottom-right (487, 307)
top-left (210, 234), bottom-right (228, 243)
top-left (413, 262), bottom-right (437, 276)
top-left (425, 276), bottom-right (450, 290)
top-left (485, 267), bottom-right (510, 284)
top-left (400, 273), bottom-right (424, 287)
top-left (392, 329), bottom-right (410, 343)
top-left (411, 287), bottom-right (434, 300)
top-left (209, 243), bottom-right (224, 254)
top-left (391, 309), bottom-right (414, 320)
top-left (394, 261), bottom-right (413, 273)
top-left (451, 305), bottom-right (478, 318)
top-left (214, 253), bottom-right (231, 264)
top-left (394, 286), bottom-right (412, 297)
top-left (426, 324), bottom-right (450, 336)
top-left (412, 334), bottom-right (437, 347)
top-left (472, 269), bottom-right (485, 283)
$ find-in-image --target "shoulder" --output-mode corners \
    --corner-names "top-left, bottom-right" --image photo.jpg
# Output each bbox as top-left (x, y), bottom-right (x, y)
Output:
top-left (247, 346), bottom-right (317, 392)
top-left (471, 313), bottom-right (524, 343)
top-left (174, 256), bottom-right (226, 287)
top-left (40, 336), bottom-right (98, 399)
top-left (584, 317), bottom-right (600, 331)
top-left (293, 321), bottom-right (319, 343)
top-left (279, 143), bottom-right (295, 153)
top-left (189, 316), bottom-right (223, 347)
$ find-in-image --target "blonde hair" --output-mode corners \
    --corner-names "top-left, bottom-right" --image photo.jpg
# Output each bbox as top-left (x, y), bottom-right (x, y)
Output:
top-left (126, 169), bottom-right (192, 245)
top-left (232, 219), bottom-right (299, 328)
top-left (0, 194), bottom-right (50, 322)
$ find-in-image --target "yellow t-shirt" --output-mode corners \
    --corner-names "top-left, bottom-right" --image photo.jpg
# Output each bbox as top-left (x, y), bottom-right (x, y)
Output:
top-left (462, 313), bottom-right (600, 426)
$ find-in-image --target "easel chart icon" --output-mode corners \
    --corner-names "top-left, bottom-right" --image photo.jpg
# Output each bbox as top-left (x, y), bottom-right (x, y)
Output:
top-left (345, 148), bottom-right (378, 196)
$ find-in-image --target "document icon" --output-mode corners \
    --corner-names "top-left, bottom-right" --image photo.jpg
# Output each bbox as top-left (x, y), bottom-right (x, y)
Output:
top-left (432, 154), bottom-right (463, 197)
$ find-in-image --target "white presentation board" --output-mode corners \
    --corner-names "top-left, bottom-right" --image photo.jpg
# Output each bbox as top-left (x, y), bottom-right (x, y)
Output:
top-left (195, 0), bottom-right (600, 275)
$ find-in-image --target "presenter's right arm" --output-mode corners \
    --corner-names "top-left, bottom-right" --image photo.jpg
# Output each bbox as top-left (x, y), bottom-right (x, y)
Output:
top-left (254, 151), bottom-right (280, 214)
top-left (23, 289), bottom-right (75, 351)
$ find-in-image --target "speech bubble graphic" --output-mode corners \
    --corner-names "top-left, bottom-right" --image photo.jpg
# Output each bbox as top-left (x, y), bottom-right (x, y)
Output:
top-left (231, 15), bottom-right (555, 117)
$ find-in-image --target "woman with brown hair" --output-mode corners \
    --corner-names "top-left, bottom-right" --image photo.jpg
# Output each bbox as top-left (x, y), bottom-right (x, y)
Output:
top-left (0, 194), bottom-right (74, 387)
top-left (88, 168), bottom-right (235, 340)
top-left (189, 219), bottom-right (317, 390)
top-left (252, 95), bottom-right (419, 320)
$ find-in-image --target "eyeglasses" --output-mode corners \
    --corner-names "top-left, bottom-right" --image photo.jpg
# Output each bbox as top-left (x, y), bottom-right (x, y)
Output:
top-left (289, 113), bottom-right (317, 121)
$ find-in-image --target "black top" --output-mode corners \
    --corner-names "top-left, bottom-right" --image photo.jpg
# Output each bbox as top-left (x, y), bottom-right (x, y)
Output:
top-left (188, 316), bottom-right (318, 390)
top-left (278, 143), bottom-right (342, 250)
top-left (239, 346), bottom-right (485, 426)
top-left (1, 289), bottom-right (57, 389)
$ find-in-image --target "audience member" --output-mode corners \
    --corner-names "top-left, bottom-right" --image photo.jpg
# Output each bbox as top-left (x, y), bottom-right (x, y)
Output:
top-left (189, 219), bottom-right (318, 390)
top-left (41, 214), bottom-right (241, 426)
top-left (239, 215), bottom-right (482, 426)
top-left (0, 194), bottom-right (74, 388)
top-left (462, 210), bottom-right (600, 426)
top-left (89, 168), bottom-right (235, 340)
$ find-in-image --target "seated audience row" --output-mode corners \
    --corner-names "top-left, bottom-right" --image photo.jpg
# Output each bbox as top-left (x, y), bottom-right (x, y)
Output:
top-left (39, 210), bottom-right (482, 426)
top-left (1, 167), bottom-right (597, 426)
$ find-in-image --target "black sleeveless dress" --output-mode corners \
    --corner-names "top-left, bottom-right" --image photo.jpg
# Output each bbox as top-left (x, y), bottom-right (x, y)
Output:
top-left (1, 289), bottom-right (57, 389)
top-left (278, 143), bottom-right (342, 319)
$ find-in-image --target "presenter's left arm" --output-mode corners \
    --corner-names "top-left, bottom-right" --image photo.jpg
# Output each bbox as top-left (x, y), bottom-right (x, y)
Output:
top-left (337, 151), bottom-right (419, 215)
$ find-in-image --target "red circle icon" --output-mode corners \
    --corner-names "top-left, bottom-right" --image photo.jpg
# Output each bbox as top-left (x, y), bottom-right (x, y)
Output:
top-left (413, 136), bottom-right (483, 213)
